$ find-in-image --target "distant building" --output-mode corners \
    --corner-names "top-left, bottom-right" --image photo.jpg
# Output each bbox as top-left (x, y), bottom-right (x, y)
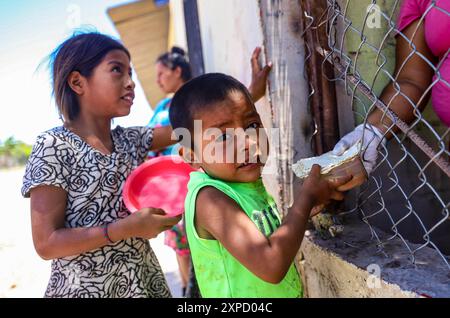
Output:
top-left (108, 0), bottom-right (172, 108)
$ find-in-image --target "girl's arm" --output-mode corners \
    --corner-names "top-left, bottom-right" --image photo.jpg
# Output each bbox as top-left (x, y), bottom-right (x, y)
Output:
top-left (194, 165), bottom-right (350, 284)
top-left (150, 125), bottom-right (177, 151)
top-left (30, 185), bottom-right (180, 260)
top-left (368, 19), bottom-right (437, 139)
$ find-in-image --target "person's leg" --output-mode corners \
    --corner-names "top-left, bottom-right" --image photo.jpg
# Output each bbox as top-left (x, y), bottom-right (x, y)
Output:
top-left (176, 253), bottom-right (190, 295)
top-left (185, 258), bottom-right (201, 298)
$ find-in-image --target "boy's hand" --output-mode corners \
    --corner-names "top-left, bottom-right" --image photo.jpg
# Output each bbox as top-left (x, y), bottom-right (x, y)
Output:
top-left (248, 47), bottom-right (272, 102)
top-left (300, 164), bottom-right (352, 208)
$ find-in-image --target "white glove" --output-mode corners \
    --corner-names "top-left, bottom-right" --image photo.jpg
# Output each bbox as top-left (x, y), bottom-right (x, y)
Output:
top-left (332, 124), bottom-right (386, 175)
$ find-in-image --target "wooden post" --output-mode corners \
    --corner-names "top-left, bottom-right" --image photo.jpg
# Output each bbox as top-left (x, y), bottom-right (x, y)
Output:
top-left (300, 0), bottom-right (340, 155)
top-left (183, 0), bottom-right (205, 77)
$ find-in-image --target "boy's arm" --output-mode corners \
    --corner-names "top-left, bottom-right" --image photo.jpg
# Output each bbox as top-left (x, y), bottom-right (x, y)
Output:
top-left (248, 47), bottom-right (272, 102)
top-left (196, 186), bottom-right (312, 284)
top-left (196, 166), bottom-right (350, 284)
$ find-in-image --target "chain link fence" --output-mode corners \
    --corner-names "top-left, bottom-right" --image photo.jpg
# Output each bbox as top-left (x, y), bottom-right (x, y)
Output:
top-left (300, 0), bottom-right (450, 270)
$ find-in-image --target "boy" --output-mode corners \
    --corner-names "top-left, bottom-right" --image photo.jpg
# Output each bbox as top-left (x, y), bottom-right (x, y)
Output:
top-left (169, 73), bottom-right (351, 297)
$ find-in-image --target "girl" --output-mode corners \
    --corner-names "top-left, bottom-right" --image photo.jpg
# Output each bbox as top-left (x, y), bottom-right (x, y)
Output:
top-left (21, 32), bottom-right (181, 298)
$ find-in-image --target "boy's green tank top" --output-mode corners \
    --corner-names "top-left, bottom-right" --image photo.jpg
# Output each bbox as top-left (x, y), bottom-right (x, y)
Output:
top-left (184, 171), bottom-right (302, 298)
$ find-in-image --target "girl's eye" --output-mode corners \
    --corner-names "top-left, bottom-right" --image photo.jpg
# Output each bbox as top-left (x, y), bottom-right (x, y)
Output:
top-left (112, 66), bottom-right (121, 73)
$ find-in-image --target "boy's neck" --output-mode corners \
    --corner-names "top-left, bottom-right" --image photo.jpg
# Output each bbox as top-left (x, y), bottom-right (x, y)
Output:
top-left (200, 169), bottom-right (262, 185)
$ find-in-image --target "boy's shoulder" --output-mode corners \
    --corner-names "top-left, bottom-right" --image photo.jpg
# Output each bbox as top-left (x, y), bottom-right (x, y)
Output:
top-left (188, 171), bottom-right (230, 193)
top-left (188, 171), bottom-right (235, 202)
top-left (188, 171), bottom-right (269, 196)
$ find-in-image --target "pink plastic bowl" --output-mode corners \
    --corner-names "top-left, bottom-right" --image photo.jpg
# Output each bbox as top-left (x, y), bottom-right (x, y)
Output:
top-left (123, 156), bottom-right (195, 216)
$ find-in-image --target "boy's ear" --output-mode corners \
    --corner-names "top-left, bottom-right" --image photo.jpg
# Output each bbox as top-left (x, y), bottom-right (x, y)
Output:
top-left (68, 71), bottom-right (85, 95)
top-left (179, 146), bottom-right (201, 169)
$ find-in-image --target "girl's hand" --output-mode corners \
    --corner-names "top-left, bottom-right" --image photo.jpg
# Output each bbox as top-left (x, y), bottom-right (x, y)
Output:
top-left (300, 165), bottom-right (352, 208)
top-left (248, 47), bottom-right (272, 102)
top-left (114, 207), bottom-right (182, 240)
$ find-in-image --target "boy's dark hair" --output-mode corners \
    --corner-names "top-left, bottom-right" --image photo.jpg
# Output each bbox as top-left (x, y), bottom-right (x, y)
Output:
top-left (169, 73), bottom-right (253, 147)
top-left (156, 46), bottom-right (192, 82)
top-left (50, 32), bottom-right (130, 122)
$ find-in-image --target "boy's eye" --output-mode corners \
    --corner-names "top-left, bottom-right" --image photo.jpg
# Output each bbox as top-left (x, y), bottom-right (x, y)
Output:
top-left (216, 133), bottom-right (232, 142)
top-left (246, 122), bottom-right (260, 130)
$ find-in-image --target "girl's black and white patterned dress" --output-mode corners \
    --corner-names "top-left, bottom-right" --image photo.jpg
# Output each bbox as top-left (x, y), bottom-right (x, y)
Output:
top-left (21, 126), bottom-right (172, 298)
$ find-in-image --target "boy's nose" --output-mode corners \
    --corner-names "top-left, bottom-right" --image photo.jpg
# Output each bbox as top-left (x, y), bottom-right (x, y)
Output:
top-left (237, 134), bottom-right (260, 162)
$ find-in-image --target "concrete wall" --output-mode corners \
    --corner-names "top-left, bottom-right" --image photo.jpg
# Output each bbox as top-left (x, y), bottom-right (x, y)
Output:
top-left (258, 0), bottom-right (313, 211)
top-left (298, 219), bottom-right (450, 298)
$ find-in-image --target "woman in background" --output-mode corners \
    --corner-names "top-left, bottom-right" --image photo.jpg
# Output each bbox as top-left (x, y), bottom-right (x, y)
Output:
top-left (147, 47), bottom-right (193, 297)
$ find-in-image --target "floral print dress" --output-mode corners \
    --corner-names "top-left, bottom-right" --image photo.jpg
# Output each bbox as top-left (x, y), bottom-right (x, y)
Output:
top-left (21, 126), bottom-right (171, 298)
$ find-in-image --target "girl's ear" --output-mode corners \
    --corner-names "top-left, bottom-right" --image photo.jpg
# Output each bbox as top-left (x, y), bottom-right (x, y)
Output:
top-left (68, 71), bottom-right (85, 95)
top-left (179, 146), bottom-right (201, 169)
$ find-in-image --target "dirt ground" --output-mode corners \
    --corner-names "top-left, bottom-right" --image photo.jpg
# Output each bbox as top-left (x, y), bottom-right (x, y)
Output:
top-left (0, 168), bottom-right (182, 298)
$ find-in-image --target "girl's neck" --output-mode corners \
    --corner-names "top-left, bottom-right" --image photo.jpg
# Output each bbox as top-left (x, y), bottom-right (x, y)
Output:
top-left (64, 114), bottom-right (114, 155)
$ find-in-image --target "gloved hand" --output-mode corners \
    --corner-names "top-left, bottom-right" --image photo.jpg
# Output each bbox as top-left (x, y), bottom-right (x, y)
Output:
top-left (332, 124), bottom-right (386, 175)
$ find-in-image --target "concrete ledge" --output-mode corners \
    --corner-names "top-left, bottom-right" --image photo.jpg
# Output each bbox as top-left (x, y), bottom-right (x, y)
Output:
top-left (297, 219), bottom-right (450, 298)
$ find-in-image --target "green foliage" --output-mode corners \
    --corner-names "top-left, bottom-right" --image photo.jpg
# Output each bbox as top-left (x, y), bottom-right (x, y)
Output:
top-left (0, 136), bottom-right (32, 167)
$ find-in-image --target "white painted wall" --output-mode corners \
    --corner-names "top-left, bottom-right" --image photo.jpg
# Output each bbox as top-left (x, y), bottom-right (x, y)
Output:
top-left (169, 0), bottom-right (188, 50)
top-left (169, 0), bottom-right (264, 87)
top-left (196, 0), bottom-right (263, 88)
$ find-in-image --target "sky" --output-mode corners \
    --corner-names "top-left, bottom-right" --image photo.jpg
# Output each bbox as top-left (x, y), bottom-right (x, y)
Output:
top-left (0, 0), bottom-right (154, 144)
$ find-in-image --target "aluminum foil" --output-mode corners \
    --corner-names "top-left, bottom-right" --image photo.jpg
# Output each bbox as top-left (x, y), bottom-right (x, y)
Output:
top-left (292, 142), bottom-right (361, 179)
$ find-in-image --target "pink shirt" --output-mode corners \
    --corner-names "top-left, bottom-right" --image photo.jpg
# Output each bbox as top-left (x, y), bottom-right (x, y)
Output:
top-left (397, 0), bottom-right (450, 126)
